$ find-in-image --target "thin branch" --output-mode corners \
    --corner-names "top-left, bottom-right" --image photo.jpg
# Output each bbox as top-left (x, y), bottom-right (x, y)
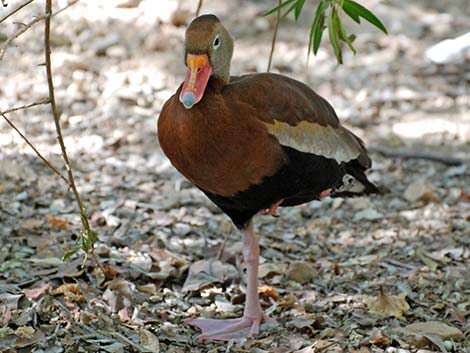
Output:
top-left (0, 0), bottom-right (79, 61)
top-left (0, 98), bottom-right (50, 115)
top-left (44, 0), bottom-right (105, 275)
top-left (369, 145), bottom-right (465, 166)
top-left (1, 112), bottom-right (70, 185)
top-left (52, 0), bottom-right (79, 17)
top-left (195, 0), bottom-right (203, 17)
top-left (0, 14), bottom-right (47, 61)
top-left (0, 0), bottom-right (34, 25)
top-left (45, 0), bottom-right (84, 214)
top-left (267, 0), bottom-right (282, 72)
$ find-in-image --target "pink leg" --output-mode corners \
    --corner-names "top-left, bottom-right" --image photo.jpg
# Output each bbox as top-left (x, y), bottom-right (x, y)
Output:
top-left (185, 222), bottom-right (275, 342)
top-left (267, 199), bottom-right (283, 217)
top-left (319, 188), bottom-right (332, 200)
top-left (257, 199), bottom-right (284, 217)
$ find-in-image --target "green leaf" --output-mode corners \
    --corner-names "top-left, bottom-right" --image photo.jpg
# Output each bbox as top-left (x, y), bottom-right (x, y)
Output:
top-left (282, 1), bottom-right (298, 19)
top-left (327, 7), bottom-right (343, 64)
top-left (264, 0), bottom-right (297, 16)
top-left (342, 0), bottom-right (388, 34)
top-left (337, 10), bottom-right (356, 54)
top-left (308, 0), bottom-right (327, 56)
top-left (63, 245), bottom-right (81, 261)
top-left (294, 0), bottom-right (306, 20)
top-left (342, 1), bottom-right (361, 23)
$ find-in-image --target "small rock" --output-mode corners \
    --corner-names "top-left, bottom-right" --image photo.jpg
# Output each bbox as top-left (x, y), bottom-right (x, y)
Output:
top-left (92, 34), bottom-right (121, 56)
top-left (15, 191), bottom-right (28, 201)
top-left (353, 208), bottom-right (383, 222)
top-left (404, 179), bottom-right (438, 203)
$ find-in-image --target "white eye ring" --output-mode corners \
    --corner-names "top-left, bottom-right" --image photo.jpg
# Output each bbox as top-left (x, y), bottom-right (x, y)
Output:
top-left (213, 35), bottom-right (221, 49)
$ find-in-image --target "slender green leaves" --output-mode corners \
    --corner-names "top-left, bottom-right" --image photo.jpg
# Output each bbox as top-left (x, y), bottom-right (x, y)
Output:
top-left (328, 6), bottom-right (343, 63)
top-left (342, 0), bottom-right (388, 34)
top-left (294, 0), bottom-right (306, 20)
top-left (265, 0), bottom-right (388, 64)
top-left (264, 0), bottom-right (297, 16)
top-left (337, 9), bottom-right (357, 54)
top-left (308, 0), bottom-right (327, 56)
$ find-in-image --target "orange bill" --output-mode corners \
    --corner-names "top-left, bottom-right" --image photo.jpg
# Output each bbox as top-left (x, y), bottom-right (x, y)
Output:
top-left (179, 53), bottom-right (212, 109)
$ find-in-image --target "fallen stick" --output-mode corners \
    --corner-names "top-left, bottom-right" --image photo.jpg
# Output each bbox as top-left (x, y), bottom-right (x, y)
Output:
top-left (369, 145), bottom-right (465, 166)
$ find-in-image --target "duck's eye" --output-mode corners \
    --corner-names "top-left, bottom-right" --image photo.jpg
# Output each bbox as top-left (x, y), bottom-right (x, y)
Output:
top-left (213, 36), bottom-right (221, 48)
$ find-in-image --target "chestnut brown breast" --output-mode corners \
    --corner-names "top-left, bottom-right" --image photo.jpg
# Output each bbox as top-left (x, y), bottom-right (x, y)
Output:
top-left (158, 78), bottom-right (285, 197)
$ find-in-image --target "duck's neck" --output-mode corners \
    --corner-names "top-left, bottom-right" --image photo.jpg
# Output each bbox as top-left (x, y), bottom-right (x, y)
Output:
top-left (213, 63), bottom-right (230, 84)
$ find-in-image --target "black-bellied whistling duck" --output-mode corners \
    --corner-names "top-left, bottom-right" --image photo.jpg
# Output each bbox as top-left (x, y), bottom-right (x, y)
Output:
top-left (158, 14), bottom-right (378, 342)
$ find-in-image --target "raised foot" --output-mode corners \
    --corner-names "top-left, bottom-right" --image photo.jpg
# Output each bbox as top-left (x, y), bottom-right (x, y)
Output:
top-left (185, 312), bottom-right (275, 342)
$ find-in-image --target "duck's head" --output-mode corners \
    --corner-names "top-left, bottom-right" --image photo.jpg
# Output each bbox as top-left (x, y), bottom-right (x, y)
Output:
top-left (179, 14), bottom-right (234, 109)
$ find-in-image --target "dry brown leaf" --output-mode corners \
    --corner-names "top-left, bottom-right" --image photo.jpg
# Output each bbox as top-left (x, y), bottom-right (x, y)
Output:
top-left (118, 307), bottom-right (131, 322)
top-left (103, 279), bottom-right (135, 315)
top-left (258, 285), bottom-right (279, 300)
top-left (286, 261), bottom-right (318, 284)
top-left (279, 293), bottom-right (297, 308)
top-left (23, 282), bottom-right (51, 300)
top-left (14, 326), bottom-right (35, 338)
top-left (449, 308), bottom-right (467, 325)
top-left (366, 287), bottom-right (409, 318)
top-left (181, 259), bottom-right (238, 292)
top-left (137, 283), bottom-right (158, 295)
top-left (46, 215), bottom-right (68, 230)
top-left (49, 283), bottom-right (84, 302)
top-left (79, 311), bottom-right (97, 325)
top-left (258, 262), bottom-right (287, 279)
top-left (286, 318), bottom-right (315, 329)
top-left (402, 321), bottom-right (463, 341)
top-left (2, 305), bottom-right (11, 326)
top-left (140, 328), bottom-right (160, 352)
top-left (368, 327), bottom-right (391, 347)
top-left (460, 190), bottom-right (470, 201)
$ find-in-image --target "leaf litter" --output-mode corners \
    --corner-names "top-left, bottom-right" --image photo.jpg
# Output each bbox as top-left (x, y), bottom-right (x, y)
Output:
top-left (0, 0), bottom-right (469, 352)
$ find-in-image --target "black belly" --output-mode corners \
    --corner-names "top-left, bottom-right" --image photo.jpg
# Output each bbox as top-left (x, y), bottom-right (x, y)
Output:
top-left (200, 146), bottom-right (347, 229)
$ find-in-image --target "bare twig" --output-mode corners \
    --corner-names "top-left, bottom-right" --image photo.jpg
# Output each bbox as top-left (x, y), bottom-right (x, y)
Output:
top-left (195, 0), bottom-right (203, 17)
top-left (0, 0), bottom-right (34, 24)
top-left (267, 0), bottom-right (281, 72)
top-left (0, 0), bottom-right (78, 61)
top-left (0, 98), bottom-right (50, 115)
top-left (1, 112), bottom-right (70, 185)
top-left (44, 2), bottom-right (80, 208)
top-left (52, 0), bottom-right (79, 17)
top-left (0, 14), bottom-right (47, 61)
top-left (369, 145), bottom-right (465, 166)
top-left (44, 0), bottom-right (105, 274)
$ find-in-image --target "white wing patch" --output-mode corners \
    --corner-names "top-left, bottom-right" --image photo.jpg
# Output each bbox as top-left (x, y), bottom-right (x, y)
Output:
top-left (264, 120), bottom-right (361, 163)
top-left (334, 174), bottom-right (366, 193)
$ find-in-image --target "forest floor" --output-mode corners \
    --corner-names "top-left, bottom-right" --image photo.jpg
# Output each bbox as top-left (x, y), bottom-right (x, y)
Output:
top-left (0, 0), bottom-right (469, 352)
